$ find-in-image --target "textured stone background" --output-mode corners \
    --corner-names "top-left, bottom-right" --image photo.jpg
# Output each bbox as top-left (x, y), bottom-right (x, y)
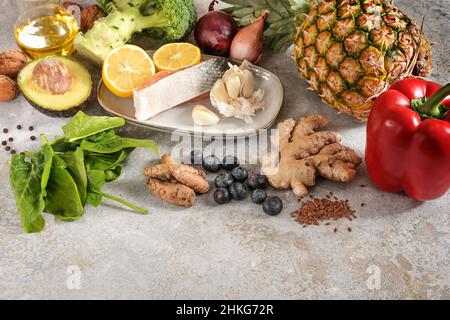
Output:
top-left (0, 0), bottom-right (449, 299)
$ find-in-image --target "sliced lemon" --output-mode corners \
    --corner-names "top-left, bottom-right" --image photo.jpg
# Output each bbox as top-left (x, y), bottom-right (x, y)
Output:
top-left (153, 43), bottom-right (201, 72)
top-left (102, 45), bottom-right (155, 98)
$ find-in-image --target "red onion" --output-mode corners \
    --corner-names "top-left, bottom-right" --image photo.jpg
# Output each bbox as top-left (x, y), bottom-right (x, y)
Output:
top-left (194, 1), bottom-right (239, 57)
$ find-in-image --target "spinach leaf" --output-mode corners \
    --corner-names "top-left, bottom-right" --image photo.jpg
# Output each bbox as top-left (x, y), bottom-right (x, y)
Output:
top-left (86, 170), bottom-right (106, 207)
top-left (50, 137), bottom-right (80, 153)
top-left (85, 148), bottom-right (133, 171)
top-left (86, 169), bottom-right (148, 214)
top-left (59, 148), bottom-right (88, 205)
top-left (85, 148), bottom-right (134, 182)
top-left (9, 146), bottom-right (52, 233)
top-left (80, 130), bottom-right (158, 154)
top-left (62, 111), bottom-right (125, 142)
top-left (105, 165), bottom-right (122, 182)
top-left (44, 154), bottom-right (84, 221)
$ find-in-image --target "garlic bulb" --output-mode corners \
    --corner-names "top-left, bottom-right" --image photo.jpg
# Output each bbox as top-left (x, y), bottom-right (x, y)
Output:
top-left (210, 60), bottom-right (264, 123)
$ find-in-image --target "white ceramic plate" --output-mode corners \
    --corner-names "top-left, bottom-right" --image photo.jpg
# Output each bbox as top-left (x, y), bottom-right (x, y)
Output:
top-left (97, 54), bottom-right (284, 137)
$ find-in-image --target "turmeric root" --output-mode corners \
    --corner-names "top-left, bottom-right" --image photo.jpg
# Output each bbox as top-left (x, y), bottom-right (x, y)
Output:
top-left (144, 154), bottom-right (210, 207)
top-left (147, 178), bottom-right (196, 208)
top-left (261, 115), bottom-right (361, 198)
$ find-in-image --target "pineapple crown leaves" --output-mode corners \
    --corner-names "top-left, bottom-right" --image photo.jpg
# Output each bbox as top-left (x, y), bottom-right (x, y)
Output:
top-left (222, 0), bottom-right (316, 52)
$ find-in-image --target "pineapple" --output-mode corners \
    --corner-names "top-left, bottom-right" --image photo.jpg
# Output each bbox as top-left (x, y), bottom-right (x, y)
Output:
top-left (223, 0), bottom-right (432, 120)
top-left (294, 0), bottom-right (432, 119)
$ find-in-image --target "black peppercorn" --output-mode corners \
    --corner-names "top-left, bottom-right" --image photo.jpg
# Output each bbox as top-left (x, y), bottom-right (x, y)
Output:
top-left (5, 146), bottom-right (11, 151)
top-left (30, 136), bottom-right (36, 141)
top-left (3, 128), bottom-right (8, 133)
top-left (1, 141), bottom-right (6, 146)
top-left (17, 125), bottom-right (22, 130)
top-left (10, 150), bottom-right (16, 155)
top-left (8, 137), bottom-right (13, 142)
top-left (29, 126), bottom-right (34, 131)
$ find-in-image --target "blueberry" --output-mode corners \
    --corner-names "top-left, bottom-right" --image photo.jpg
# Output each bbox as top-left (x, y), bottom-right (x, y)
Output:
top-left (231, 166), bottom-right (248, 182)
top-left (229, 182), bottom-right (248, 200)
top-left (215, 172), bottom-right (234, 189)
top-left (263, 196), bottom-right (283, 216)
top-left (247, 174), bottom-right (268, 189)
top-left (222, 155), bottom-right (239, 171)
top-left (190, 150), bottom-right (203, 165)
top-left (214, 188), bottom-right (231, 204)
top-left (202, 155), bottom-right (221, 172)
top-left (251, 189), bottom-right (267, 204)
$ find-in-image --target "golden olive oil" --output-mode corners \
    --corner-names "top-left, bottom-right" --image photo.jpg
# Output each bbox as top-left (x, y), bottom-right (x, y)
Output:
top-left (15, 8), bottom-right (79, 59)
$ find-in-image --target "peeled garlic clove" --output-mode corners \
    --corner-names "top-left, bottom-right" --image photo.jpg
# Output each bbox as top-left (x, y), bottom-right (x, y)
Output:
top-left (211, 79), bottom-right (230, 103)
top-left (225, 74), bottom-right (241, 100)
top-left (240, 69), bottom-right (255, 99)
top-left (192, 104), bottom-right (220, 126)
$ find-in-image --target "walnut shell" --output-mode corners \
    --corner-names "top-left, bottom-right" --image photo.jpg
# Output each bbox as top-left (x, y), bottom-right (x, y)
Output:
top-left (81, 5), bottom-right (106, 32)
top-left (0, 49), bottom-right (28, 78)
top-left (32, 59), bottom-right (74, 95)
top-left (0, 75), bottom-right (19, 101)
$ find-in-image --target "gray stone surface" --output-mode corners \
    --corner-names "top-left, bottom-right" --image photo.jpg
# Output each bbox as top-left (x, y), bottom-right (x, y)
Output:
top-left (1, 0), bottom-right (449, 299)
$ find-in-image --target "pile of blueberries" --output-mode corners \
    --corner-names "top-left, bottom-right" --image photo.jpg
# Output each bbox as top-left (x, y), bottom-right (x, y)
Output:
top-left (189, 150), bottom-right (283, 216)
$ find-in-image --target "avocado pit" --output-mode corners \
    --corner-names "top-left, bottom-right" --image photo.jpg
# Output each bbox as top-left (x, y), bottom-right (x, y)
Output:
top-left (32, 59), bottom-right (74, 95)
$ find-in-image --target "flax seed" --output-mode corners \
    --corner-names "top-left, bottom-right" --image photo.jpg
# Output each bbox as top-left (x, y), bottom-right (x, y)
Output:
top-left (292, 197), bottom-right (357, 228)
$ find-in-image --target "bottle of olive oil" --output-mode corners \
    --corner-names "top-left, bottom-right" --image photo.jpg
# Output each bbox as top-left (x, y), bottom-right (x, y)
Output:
top-left (15, 4), bottom-right (79, 59)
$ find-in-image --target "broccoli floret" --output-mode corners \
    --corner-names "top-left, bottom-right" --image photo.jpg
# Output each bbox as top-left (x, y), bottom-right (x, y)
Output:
top-left (142, 0), bottom-right (197, 41)
top-left (75, 0), bottom-right (197, 65)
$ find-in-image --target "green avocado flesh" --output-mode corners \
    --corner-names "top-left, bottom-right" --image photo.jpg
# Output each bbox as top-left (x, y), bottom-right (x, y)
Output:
top-left (18, 56), bottom-right (93, 117)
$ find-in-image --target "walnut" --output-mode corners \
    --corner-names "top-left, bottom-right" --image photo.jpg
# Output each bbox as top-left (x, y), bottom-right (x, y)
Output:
top-left (0, 75), bottom-right (19, 102)
top-left (32, 59), bottom-right (74, 95)
top-left (0, 49), bottom-right (28, 78)
top-left (81, 5), bottom-right (106, 32)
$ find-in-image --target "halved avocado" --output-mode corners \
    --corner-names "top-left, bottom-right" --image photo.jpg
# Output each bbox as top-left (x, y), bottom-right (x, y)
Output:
top-left (18, 55), bottom-right (93, 118)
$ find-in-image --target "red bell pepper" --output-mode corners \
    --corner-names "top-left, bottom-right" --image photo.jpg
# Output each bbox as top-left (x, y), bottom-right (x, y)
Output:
top-left (366, 78), bottom-right (450, 201)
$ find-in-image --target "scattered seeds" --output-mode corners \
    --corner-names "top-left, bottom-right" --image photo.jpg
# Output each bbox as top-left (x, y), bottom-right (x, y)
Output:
top-left (3, 128), bottom-right (8, 133)
top-left (28, 126), bottom-right (34, 131)
top-left (333, 228), bottom-right (338, 233)
top-left (30, 136), bottom-right (36, 141)
top-left (1, 141), bottom-right (6, 146)
top-left (347, 227), bottom-right (352, 233)
top-left (10, 150), bottom-right (16, 155)
top-left (292, 197), bottom-right (357, 227)
top-left (5, 146), bottom-right (11, 151)
top-left (8, 137), bottom-right (13, 142)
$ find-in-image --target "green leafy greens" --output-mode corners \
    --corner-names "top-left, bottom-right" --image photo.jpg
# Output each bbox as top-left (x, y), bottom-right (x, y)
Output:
top-left (9, 111), bottom-right (158, 233)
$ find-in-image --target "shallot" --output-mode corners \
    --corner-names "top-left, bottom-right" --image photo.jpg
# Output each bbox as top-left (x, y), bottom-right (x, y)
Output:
top-left (230, 10), bottom-right (269, 64)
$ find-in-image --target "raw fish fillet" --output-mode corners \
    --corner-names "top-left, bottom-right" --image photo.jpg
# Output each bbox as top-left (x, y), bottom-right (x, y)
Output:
top-left (133, 58), bottom-right (230, 121)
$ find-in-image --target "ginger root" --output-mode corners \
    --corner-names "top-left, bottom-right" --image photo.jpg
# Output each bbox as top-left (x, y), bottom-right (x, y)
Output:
top-left (262, 115), bottom-right (361, 198)
top-left (144, 154), bottom-right (209, 207)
